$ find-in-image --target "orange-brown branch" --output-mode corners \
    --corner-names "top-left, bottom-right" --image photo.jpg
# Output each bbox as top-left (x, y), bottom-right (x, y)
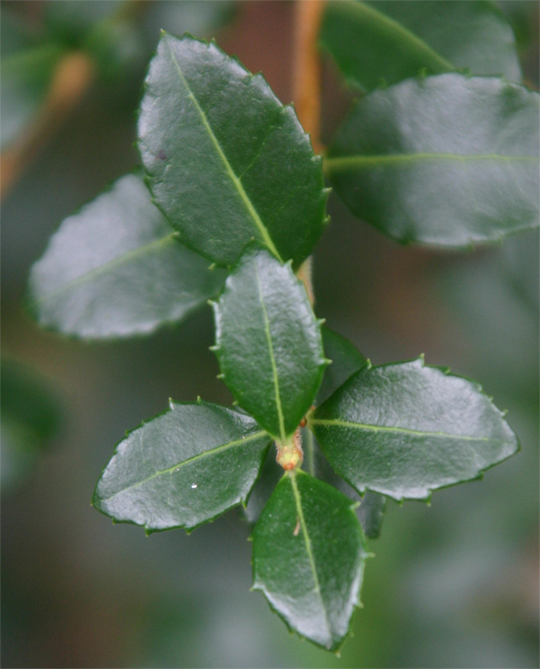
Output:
top-left (1, 52), bottom-right (95, 200)
top-left (292, 0), bottom-right (325, 154)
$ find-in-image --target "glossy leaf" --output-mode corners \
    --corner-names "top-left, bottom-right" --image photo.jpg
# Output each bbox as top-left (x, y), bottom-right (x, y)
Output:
top-left (310, 358), bottom-right (519, 500)
top-left (252, 470), bottom-right (371, 651)
top-left (28, 173), bottom-right (226, 339)
top-left (326, 74), bottom-right (540, 247)
top-left (303, 430), bottom-right (386, 539)
top-left (317, 327), bottom-right (367, 405)
top-left (320, 1), bottom-right (521, 92)
top-left (213, 246), bottom-right (326, 442)
top-left (139, 32), bottom-right (328, 267)
top-left (243, 447), bottom-right (282, 525)
top-left (93, 401), bottom-right (272, 532)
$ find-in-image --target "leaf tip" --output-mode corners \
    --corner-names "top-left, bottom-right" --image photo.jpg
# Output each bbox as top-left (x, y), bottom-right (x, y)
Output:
top-left (196, 396), bottom-right (202, 404)
top-left (168, 397), bottom-right (174, 410)
top-left (209, 345), bottom-right (220, 352)
top-left (216, 373), bottom-right (225, 380)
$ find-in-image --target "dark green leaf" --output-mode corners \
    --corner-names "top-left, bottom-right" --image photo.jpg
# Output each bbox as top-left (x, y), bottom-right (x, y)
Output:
top-left (303, 430), bottom-right (386, 539)
top-left (44, 0), bottom-right (124, 45)
top-left (320, 1), bottom-right (521, 92)
top-left (213, 246), bottom-right (326, 442)
top-left (252, 470), bottom-right (371, 651)
top-left (1, 42), bottom-right (64, 150)
top-left (326, 74), bottom-right (539, 247)
top-left (138, 32), bottom-right (328, 267)
top-left (317, 327), bottom-right (367, 405)
top-left (243, 446), bottom-right (282, 525)
top-left (1, 358), bottom-right (62, 491)
top-left (28, 172), bottom-right (226, 339)
top-left (310, 358), bottom-right (519, 501)
top-left (1, 358), bottom-right (61, 450)
top-left (358, 492), bottom-right (386, 540)
top-left (93, 401), bottom-right (272, 532)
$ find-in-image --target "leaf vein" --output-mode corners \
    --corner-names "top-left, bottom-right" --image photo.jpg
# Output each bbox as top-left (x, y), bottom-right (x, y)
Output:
top-left (101, 430), bottom-right (267, 502)
top-left (254, 261), bottom-right (286, 442)
top-left (165, 40), bottom-right (283, 262)
top-left (32, 235), bottom-right (176, 306)
top-left (325, 153), bottom-right (539, 172)
top-left (290, 473), bottom-right (332, 642)
top-left (310, 418), bottom-right (493, 441)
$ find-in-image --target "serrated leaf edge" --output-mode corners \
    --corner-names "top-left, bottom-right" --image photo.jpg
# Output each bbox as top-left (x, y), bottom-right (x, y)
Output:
top-left (309, 356), bottom-right (520, 502)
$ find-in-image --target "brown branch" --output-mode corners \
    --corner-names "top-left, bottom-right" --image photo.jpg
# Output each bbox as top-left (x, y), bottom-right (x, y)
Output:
top-left (1, 51), bottom-right (96, 200)
top-left (292, 0), bottom-right (325, 155)
top-left (293, 0), bottom-right (325, 305)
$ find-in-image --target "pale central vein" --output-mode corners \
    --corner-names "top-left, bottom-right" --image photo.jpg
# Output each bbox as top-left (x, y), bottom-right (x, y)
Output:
top-left (309, 418), bottom-right (491, 442)
top-left (290, 473), bottom-right (332, 642)
top-left (166, 41), bottom-right (283, 262)
top-left (101, 430), bottom-right (267, 502)
top-left (254, 263), bottom-right (286, 442)
top-left (34, 235), bottom-right (176, 306)
top-left (325, 153), bottom-right (539, 172)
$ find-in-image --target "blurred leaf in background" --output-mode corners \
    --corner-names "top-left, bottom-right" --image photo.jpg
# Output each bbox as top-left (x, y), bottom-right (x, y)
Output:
top-left (1, 1), bottom-right (538, 667)
top-left (1, 357), bottom-right (62, 492)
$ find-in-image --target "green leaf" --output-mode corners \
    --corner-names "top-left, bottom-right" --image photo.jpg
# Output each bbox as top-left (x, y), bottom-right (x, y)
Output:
top-left (309, 358), bottom-right (519, 501)
top-left (213, 246), bottom-right (326, 442)
top-left (27, 172), bottom-right (226, 339)
top-left (138, 32), bottom-right (328, 267)
top-left (1, 358), bottom-right (61, 450)
top-left (243, 447), bottom-right (282, 525)
top-left (1, 42), bottom-right (64, 150)
top-left (319, 0), bottom-right (521, 92)
top-left (93, 401), bottom-right (272, 532)
top-left (317, 327), bottom-right (367, 405)
top-left (1, 358), bottom-right (62, 491)
top-left (303, 430), bottom-right (386, 539)
top-left (358, 492), bottom-right (386, 540)
top-left (251, 470), bottom-right (371, 651)
top-left (325, 74), bottom-right (539, 247)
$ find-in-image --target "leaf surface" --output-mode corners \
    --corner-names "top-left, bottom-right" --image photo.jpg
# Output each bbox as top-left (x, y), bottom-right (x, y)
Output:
top-left (320, 0), bottom-right (521, 92)
top-left (213, 246), bottom-right (326, 442)
top-left (303, 430), bottom-right (386, 539)
top-left (28, 173), bottom-right (226, 339)
top-left (138, 33), bottom-right (328, 267)
top-left (317, 327), bottom-right (367, 405)
top-left (310, 358), bottom-right (519, 500)
top-left (326, 74), bottom-right (539, 247)
top-left (93, 401), bottom-right (271, 532)
top-left (252, 470), bottom-right (371, 650)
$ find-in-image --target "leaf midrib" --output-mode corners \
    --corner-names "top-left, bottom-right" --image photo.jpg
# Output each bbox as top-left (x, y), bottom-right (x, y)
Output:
top-left (32, 234), bottom-right (177, 306)
top-left (325, 154), bottom-right (539, 172)
top-left (254, 261), bottom-right (286, 442)
top-left (100, 429), bottom-right (268, 502)
top-left (329, 1), bottom-right (454, 74)
top-left (289, 473), bottom-right (332, 644)
top-left (165, 39), bottom-right (283, 262)
top-left (310, 418), bottom-right (494, 442)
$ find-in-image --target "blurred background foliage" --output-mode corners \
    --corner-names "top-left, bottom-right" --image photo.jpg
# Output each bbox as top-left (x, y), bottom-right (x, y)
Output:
top-left (1, 1), bottom-right (538, 667)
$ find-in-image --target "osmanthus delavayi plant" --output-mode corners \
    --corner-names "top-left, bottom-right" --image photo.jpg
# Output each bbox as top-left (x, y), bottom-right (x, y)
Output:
top-left (27, 2), bottom-right (539, 653)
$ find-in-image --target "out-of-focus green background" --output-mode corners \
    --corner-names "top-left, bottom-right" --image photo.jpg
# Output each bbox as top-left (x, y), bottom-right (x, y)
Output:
top-left (2, 2), bottom-right (538, 667)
